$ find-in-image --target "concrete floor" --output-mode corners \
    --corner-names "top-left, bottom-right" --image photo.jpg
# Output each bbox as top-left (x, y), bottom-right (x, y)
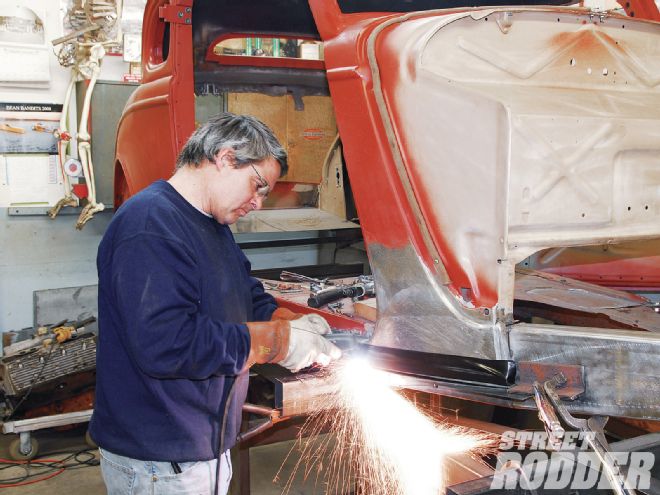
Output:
top-left (0, 424), bottom-right (335, 494)
top-left (0, 425), bottom-right (104, 494)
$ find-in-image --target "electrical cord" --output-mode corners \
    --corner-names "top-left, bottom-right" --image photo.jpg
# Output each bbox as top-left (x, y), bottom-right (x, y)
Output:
top-left (0, 448), bottom-right (99, 488)
top-left (0, 460), bottom-right (65, 487)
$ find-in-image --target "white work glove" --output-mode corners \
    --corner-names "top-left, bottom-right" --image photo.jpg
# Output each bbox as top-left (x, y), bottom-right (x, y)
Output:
top-left (279, 314), bottom-right (342, 373)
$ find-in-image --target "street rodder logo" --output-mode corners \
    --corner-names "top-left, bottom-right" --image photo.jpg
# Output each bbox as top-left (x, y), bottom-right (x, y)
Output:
top-left (492, 431), bottom-right (655, 490)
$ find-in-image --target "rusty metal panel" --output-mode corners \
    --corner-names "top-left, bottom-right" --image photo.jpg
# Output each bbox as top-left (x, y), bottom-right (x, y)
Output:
top-left (515, 269), bottom-right (660, 332)
top-left (510, 323), bottom-right (660, 419)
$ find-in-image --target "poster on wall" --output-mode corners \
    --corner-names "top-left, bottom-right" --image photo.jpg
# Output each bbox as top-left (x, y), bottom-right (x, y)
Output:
top-left (0, 102), bottom-right (61, 154)
top-left (0, 102), bottom-right (64, 207)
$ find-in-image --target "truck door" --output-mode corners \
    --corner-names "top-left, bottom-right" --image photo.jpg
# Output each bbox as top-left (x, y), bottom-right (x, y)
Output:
top-left (114, 0), bottom-right (195, 206)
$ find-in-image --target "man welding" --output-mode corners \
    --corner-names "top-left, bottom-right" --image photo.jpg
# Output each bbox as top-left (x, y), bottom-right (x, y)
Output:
top-left (89, 113), bottom-right (342, 494)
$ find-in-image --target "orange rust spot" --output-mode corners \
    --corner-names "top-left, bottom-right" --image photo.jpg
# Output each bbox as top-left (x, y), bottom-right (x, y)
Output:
top-left (549, 29), bottom-right (621, 58)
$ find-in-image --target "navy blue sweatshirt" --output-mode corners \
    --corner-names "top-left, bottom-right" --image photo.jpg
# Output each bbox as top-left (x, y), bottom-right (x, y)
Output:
top-left (89, 180), bottom-right (276, 461)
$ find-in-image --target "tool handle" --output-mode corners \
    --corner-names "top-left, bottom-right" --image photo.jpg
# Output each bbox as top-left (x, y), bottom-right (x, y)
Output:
top-left (308, 286), bottom-right (360, 308)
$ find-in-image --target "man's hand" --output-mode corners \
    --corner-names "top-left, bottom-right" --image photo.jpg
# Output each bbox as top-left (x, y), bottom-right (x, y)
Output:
top-left (245, 320), bottom-right (290, 367)
top-left (270, 307), bottom-right (301, 321)
top-left (278, 314), bottom-right (342, 373)
top-left (245, 314), bottom-right (341, 372)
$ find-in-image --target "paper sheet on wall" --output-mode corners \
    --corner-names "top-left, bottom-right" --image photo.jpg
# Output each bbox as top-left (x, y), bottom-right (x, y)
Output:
top-left (0, 43), bottom-right (50, 86)
top-left (6, 155), bottom-right (52, 205)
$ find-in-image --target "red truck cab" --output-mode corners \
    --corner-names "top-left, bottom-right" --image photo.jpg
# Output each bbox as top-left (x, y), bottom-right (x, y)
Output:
top-left (115, 0), bottom-right (660, 419)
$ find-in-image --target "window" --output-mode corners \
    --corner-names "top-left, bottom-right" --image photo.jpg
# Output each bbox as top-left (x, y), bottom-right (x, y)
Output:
top-left (213, 36), bottom-right (323, 61)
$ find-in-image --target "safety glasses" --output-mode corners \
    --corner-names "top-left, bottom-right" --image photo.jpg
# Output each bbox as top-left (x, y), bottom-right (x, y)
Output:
top-left (250, 164), bottom-right (271, 198)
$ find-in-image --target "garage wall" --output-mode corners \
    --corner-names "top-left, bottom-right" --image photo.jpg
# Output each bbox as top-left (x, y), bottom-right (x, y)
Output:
top-left (0, 211), bottom-right (113, 336)
top-left (0, 211), bottom-right (327, 347)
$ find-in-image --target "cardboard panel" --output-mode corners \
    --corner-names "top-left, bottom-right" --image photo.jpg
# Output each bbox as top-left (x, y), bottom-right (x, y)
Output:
top-left (227, 93), bottom-right (287, 148)
top-left (227, 93), bottom-right (337, 184)
top-left (285, 95), bottom-right (336, 184)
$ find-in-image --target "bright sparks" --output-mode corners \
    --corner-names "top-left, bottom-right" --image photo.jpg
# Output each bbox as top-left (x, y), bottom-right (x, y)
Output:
top-left (341, 358), bottom-right (487, 494)
top-left (280, 357), bottom-right (496, 495)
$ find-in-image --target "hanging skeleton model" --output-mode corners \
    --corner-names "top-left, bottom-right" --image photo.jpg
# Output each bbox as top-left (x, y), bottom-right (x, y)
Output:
top-left (49, 0), bottom-right (123, 229)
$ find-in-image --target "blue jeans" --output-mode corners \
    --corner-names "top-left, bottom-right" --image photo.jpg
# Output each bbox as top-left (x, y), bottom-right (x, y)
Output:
top-left (99, 448), bottom-right (232, 495)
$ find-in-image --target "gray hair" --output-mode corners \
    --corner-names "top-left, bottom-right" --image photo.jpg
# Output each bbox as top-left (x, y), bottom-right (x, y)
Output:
top-left (175, 112), bottom-right (288, 176)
